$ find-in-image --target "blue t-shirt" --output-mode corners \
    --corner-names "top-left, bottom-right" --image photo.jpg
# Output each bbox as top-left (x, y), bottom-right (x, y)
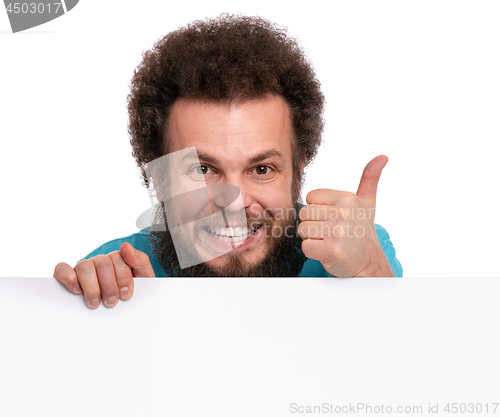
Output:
top-left (81, 224), bottom-right (403, 277)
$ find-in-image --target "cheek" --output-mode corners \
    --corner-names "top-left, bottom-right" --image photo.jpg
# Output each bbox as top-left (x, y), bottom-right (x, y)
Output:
top-left (164, 186), bottom-right (215, 227)
top-left (251, 185), bottom-right (294, 220)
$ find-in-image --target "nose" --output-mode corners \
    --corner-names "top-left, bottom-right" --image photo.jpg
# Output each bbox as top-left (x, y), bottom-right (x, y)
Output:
top-left (209, 182), bottom-right (253, 213)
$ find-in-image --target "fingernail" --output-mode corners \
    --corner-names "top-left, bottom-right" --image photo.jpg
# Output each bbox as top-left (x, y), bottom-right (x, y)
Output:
top-left (74, 283), bottom-right (82, 293)
top-left (105, 296), bottom-right (118, 307)
top-left (119, 286), bottom-right (130, 299)
top-left (89, 298), bottom-right (100, 308)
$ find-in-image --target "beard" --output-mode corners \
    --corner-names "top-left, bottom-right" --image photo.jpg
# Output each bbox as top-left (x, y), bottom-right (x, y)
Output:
top-left (148, 199), bottom-right (306, 277)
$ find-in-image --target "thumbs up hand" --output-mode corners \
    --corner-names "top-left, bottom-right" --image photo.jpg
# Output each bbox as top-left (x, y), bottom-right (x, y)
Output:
top-left (298, 155), bottom-right (394, 277)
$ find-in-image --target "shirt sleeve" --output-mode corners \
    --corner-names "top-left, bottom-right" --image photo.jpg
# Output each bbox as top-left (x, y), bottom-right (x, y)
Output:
top-left (375, 224), bottom-right (403, 277)
top-left (78, 229), bottom-right (167, 277)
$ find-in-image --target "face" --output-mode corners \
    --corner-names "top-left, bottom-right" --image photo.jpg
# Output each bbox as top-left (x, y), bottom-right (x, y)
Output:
top-left (151, 94), bottom-right (305, 276)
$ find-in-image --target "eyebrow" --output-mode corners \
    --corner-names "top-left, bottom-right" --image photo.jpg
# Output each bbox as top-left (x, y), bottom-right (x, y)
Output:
top-left (193, 149), bottom-right (287, 166)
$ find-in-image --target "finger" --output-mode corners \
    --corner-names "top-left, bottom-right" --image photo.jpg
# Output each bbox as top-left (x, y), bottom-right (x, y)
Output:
top-left (298, 221), bottom-right (326, 240)
top-left (108, 251), bottom-right (135, 300)
top-left (356, 155), bottom-right (388, 209)
top-left (300, 205), bottom-right (328, 221)
top-left (74, 259), bottom-right (101, 309)
top-left (301, 238), bottom-right (338, 264)
top-left (92, 255), bottom-right (120, 308)
top-left (119, 242), bottom-right (156, 278)
top-left (305, 189), bottom-right (353, 206)
top-left (300, 205), bottom-right (354, 222)
top-left (53, 262), bottom-right (82, 294)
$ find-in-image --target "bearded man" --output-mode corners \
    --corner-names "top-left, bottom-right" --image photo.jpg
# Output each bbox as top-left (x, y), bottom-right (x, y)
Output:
top-left (54, 14), bottom-right (403, 309)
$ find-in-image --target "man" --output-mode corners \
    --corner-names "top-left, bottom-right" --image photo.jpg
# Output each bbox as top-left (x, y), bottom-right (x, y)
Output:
top-left (54, 14), bottom-right (402, 309)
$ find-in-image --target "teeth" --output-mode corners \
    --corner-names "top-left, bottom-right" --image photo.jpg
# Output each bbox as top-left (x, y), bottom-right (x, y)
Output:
top-left (206, 225), bottom-right (260, 241)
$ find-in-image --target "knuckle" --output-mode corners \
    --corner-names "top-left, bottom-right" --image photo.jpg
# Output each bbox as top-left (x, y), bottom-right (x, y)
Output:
top-left (65, 274), bottom-right (78, 287)
top-left (301, 239), bottom-right (314, 257)
top-left (92, 254), bottom-right (113, 269)
top-left (302, 239), bottom-right (323, 262)
top-left (342, 191), bottom-right (356, 204)
top-left (341, 190), bottom-right (355, 198)
top-left (53, 263), bottom-right (78, 287)
top-left (297, 222), bottom-right (306, 238)
top-left (331, 224), bottom-right (346, 238)
top-left (116, 267), bottom-right (133, 284)
top-left (74, 259), bottom-right (95, 274)
top-left (53, 262), bottom-right (69, 278)
top-left (301, 239), bottom-right (311, 256)
top-left (140, 252), bottom-right (150, 264)
top-left (107, 251), bottom-right (123, 263)
top-left (327, 240), bottom-right (343, 259)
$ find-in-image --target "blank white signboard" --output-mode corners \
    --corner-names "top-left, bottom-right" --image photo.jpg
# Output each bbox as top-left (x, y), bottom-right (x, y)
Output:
top-left (1, 277), bottom-right (499, 416)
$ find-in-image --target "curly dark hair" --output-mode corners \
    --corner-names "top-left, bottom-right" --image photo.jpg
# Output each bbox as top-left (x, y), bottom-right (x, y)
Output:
top-left (127, 14), bottom-right (325, 187)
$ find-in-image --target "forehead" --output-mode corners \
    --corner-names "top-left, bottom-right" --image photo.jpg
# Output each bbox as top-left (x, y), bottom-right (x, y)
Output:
top-left (164, 95), bottom-right (294, 161)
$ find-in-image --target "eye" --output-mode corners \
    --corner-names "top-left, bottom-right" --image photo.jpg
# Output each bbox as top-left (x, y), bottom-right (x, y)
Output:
top-left (254, 165), bottom-right (271, 175)
top-left (188, 164), bottom-right (215, 181)
top-left (192, 165), bottom-right (213, 175)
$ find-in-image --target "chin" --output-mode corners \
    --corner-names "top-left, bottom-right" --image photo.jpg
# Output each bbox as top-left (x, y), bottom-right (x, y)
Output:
top-left (205, 246), bottom-right (268, 271)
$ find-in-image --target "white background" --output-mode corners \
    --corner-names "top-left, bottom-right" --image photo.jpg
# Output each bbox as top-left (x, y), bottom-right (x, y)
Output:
top-left (1, 0), bottom-right (499, 277)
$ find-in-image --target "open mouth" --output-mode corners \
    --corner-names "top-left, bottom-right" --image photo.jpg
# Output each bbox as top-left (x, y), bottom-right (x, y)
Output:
top-left (203, 224), bottom-right (262, 243)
